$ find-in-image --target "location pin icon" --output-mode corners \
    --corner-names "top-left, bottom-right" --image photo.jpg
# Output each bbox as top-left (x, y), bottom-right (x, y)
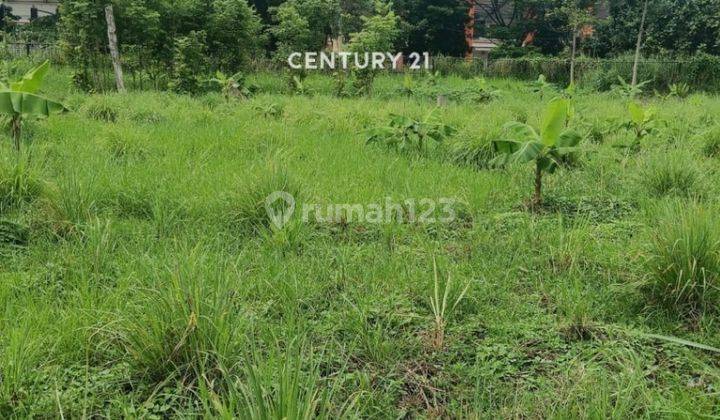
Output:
top-left (265, 191), bottom-right (296, 229)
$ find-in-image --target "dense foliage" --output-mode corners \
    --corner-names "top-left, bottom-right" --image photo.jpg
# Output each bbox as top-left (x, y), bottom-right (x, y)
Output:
top-left (58, 0), bottom-right (263, 91)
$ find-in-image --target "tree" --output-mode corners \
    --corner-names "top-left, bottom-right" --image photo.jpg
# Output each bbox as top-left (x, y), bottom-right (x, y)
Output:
top-left (393, 0), bottom-right (470, 56)
top-left (59, 0), bottom-right (264, 91)
top-left (269, 2), bottom-right (313, 61)
top-left (557, 0), bottom-right (595, 85)
top-left (594, 0), bottom-right (720, 57)
top-left (0, 4), bottom-right (18, 31)
top-left (340, 0), bottom-right (376, 38)
top-left (348, 2), bottom-right (400, 95)
top-left (270, 0), bottom-right (338, 56)
top-left (207, 0), bottom-right (264, 70)
top-left (474, 0), bottom-right (568, 55)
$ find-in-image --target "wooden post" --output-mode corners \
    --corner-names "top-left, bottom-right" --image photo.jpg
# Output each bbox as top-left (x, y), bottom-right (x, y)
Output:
top-left (631, 0), bottom-right (649, 88)
top-left (570, 29), bottom-right (577, 85)
top-left (105, 5), bottom-right (126, 93)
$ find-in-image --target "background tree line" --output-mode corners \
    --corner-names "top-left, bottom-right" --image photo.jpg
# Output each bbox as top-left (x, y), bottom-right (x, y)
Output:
top-left (3, 0), bottom-right (720, 91)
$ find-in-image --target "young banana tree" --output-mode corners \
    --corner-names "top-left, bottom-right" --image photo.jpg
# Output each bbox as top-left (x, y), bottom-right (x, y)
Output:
top-left (209, 71), bottom-right (251, 101)
top-left (0, 60), bottom-right (67, 151)
top-left (626, 101), bottom-right (655, 142)
top-left (492, 98), bottom-right (582, 209)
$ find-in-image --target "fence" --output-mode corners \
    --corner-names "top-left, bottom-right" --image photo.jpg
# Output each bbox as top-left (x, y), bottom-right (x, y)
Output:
top-left (430, 55), bottom-right (720, 92)
top-left (4, 42), bottom-right (59, 60)
top-left (5, 41), bottom-right (720, 93)
top-left (248, 54), bottom-right (720, 92)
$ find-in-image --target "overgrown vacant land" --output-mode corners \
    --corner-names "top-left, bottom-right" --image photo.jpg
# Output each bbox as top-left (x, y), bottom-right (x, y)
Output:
top-left (3, 71), bottom-right (720, 417)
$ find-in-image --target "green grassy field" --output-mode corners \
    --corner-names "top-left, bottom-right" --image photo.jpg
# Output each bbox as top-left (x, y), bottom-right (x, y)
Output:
top-left (2, 70), bottom-right (720, 418)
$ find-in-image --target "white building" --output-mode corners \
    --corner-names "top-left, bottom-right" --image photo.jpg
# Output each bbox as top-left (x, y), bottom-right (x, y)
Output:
top-left (2, 0), bottom-right (59, 23)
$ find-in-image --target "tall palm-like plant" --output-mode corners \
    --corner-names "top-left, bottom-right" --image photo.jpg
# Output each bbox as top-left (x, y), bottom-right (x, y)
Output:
top-left (0, 60), bottom-right (67, 151)
top-left (492, 98), bottom-right (582, 209)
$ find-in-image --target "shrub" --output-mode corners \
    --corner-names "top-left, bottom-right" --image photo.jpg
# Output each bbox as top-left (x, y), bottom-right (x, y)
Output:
top-left (645, 203), bottom-right (720, 314)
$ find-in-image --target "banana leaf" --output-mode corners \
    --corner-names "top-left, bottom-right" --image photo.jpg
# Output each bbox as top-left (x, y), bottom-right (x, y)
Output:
top-left (0, 91), bottom-right (67, 117)
top-left (10, 60), bottom-right (50, 94)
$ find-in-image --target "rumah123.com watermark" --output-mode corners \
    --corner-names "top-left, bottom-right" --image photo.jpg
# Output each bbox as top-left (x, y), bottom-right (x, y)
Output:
top-left (265, 192), bottom-right (457, 230)
top-left (287, 52), bottom-right (430, 71)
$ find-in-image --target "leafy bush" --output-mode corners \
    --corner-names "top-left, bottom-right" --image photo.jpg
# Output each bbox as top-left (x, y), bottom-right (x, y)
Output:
top-left (620, 101), bottom-right (656, 149)
top-left (645, 203), bottom-right (720, 314)
top-left (366, 112), bottom-right (455, 154)
top-left (254, 103), bottom-right (284, 119)
top-left (611, 77), bottom-right (651, 99)
top-left (667, 82), bottom-right (691, 99)
top-left (531, 74), bottom-right (558, 99)
top-left (399, 77), bottom-right (499, 104)
top-left (209, 71), bottom-right (254, 101)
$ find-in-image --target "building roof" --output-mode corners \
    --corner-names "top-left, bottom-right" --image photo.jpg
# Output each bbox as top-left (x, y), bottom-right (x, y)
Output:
top-left (472, 37), bottom-right (501, 52)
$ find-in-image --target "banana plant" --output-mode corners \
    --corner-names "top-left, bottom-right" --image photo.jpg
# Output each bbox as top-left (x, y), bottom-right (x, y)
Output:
top-left (623, 101), bottom-right (656, 148)
top-left (611, 76), bottom-right (650, 99)
top-left (532, 74), bottom-right (557, 100)
top-left (491, 98), bottom-right (582, 209)
top-left (209, 71), bottom-right (251, 101)
top-left (666, 82), bottom-right (690, 99)
top-left (0, 60), bottom-right (67, 151)
top-left (366, 110), bottom-right (455, 154)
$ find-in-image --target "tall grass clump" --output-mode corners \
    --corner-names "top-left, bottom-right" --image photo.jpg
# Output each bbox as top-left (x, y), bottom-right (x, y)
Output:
top-left (84, 98), bottom-right (119, 123)
top-left (447, 131), bottom-right (497, 170)
top-left (0, 158), bottom-right (44, 215)
top-left (200, 343), bottom-right (355, 419)
top-left (641, 153), bottom-right (703, 198)
top-left (118, 249), bottom-right (246, 384)
top-left (700, 126), bottom-right (720, 158)
top-left (231, 166), bottom-right (301, 235)
top-left (644, 203), bottom-right (720, 314)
